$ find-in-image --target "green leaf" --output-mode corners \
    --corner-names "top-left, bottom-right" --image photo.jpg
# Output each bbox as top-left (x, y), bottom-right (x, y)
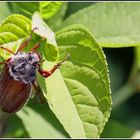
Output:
top-left (0, 13), bottom-right (58, 62)
top-left (10, 2), bottom-right (67, 31)
top-left (12, 2), bottom-right (63, 20)
top-left (0, 14), bottom-right (30, 40)
top-left (47, 3), bottom-right (68, 31)
top-left (40, 2), bottom-right (63, 20)
top-left (44, 43), bottom-right (59, 61)
top-left (0, 2), bottom-right (11, 23)
top-left (27, 101), bottom-right (69, 138)
top-left (0, 14), bottom-right (31, 59)
top-left (66, 2), bottom-right (93, 17)
top-left (38, 24), bottom-right (112, 138)
top-left (17, 106), bottom-right (68, 138)
top-left (62, 2), bottom-right (140, 48)
top-left (4, 114), bottom-right (29, 138)
top-left (32, 12), bottom-right (59, 61)
top-left (11, 3), bottom-right (39, 17)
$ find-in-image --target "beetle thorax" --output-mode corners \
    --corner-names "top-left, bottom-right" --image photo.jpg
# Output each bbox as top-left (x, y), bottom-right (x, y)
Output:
top-left (7, 52), bottom-right (40, 84)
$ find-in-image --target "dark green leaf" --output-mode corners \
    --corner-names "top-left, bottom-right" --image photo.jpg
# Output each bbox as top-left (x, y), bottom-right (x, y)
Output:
top-left (12, 2), bottom-right (63, 20)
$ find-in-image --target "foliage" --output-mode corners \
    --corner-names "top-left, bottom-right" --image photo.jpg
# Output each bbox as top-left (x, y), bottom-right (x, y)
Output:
top-left (0, 2), bottom-right (112, 139)
top-left (61, 2), bottom-right (140, 138)
top-left (1, 1), bottom-right (140, 139)
top-left (62, 2), bottom-right (140, 48)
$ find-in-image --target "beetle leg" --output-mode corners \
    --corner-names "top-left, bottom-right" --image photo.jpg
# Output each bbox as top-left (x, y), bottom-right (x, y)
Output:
top-left (31, 80), bottom-right (47, 103)
top-left (0, 46), bottom-right (16, 55)
top-left (38, 53), bottom-right (70, 78)
top-left (30, 37), bottom-right (45, 52)
top-left (31, 41), bottom-right (43, 52)
top-left (31, 43), bottom-right (40, 52)
top-left (17, 27), bottom-right (39, 53)
top-left (29, 42), bottom-right (42, 60)
top-left (39, 59), bottom-right (45, 64)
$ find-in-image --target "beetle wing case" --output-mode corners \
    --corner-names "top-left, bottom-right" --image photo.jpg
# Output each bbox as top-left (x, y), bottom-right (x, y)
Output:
top-left (0, 64), bottom-right (31, 113)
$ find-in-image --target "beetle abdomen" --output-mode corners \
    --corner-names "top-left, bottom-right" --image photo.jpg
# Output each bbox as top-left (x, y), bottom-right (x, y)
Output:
top-left (0, 64), bottom-right (31, 113)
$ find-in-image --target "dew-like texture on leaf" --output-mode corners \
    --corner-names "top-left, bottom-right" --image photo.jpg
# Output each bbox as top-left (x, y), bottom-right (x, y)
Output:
top-left (62, 2), bottom-right (140, 47)
top-left (38, 24), bottom-right (112, 138)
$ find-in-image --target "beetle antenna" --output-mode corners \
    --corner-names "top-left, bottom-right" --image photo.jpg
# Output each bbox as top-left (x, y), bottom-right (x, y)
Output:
top-left (0, 46), bottom-right (16, 55)
top-left (32, 27), bottom-right (39, 32)
top-left (17, 27), bottom-right (39, 53)
top-left (39, 59), bottom-right (45, 64)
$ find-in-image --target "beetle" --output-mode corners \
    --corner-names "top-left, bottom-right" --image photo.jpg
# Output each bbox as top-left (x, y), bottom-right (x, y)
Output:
top-left (0, 28), bottom-right (70, 113)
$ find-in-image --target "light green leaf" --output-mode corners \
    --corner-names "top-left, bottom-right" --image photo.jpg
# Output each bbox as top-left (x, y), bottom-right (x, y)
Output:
top-left (0, 40), bottom-right (23, 60)
top-left (12, 2), bottom-right (63, 20)
top-left (32, 12), bottom-right (56, 46)
top-left (40, 2), bottom-right (63, 20)
top-left (38, 24), bottom-right (112, 138)
top-left (0, 14), bottom-right (30, 42)
top-left (17, 106), bottom-right (68, 138)
top-left (132, 130), bottom-right (140, 138)
top-left (47, 3), bottom-right (68, 31)
top-left (0, 13), bottom-right (58, 62)
top-left (62, 2), bottom-right (140, 48)
top-left (32, 12), bottom-right (59, 61)
top-left (10, 2), bottom-right (67, 31)
top-left (0, 14), bottom-right (31, 59)
top-left (44, 43), bottom-right (59, 61)
top-left (0, 2), bottom-right (11, 24)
